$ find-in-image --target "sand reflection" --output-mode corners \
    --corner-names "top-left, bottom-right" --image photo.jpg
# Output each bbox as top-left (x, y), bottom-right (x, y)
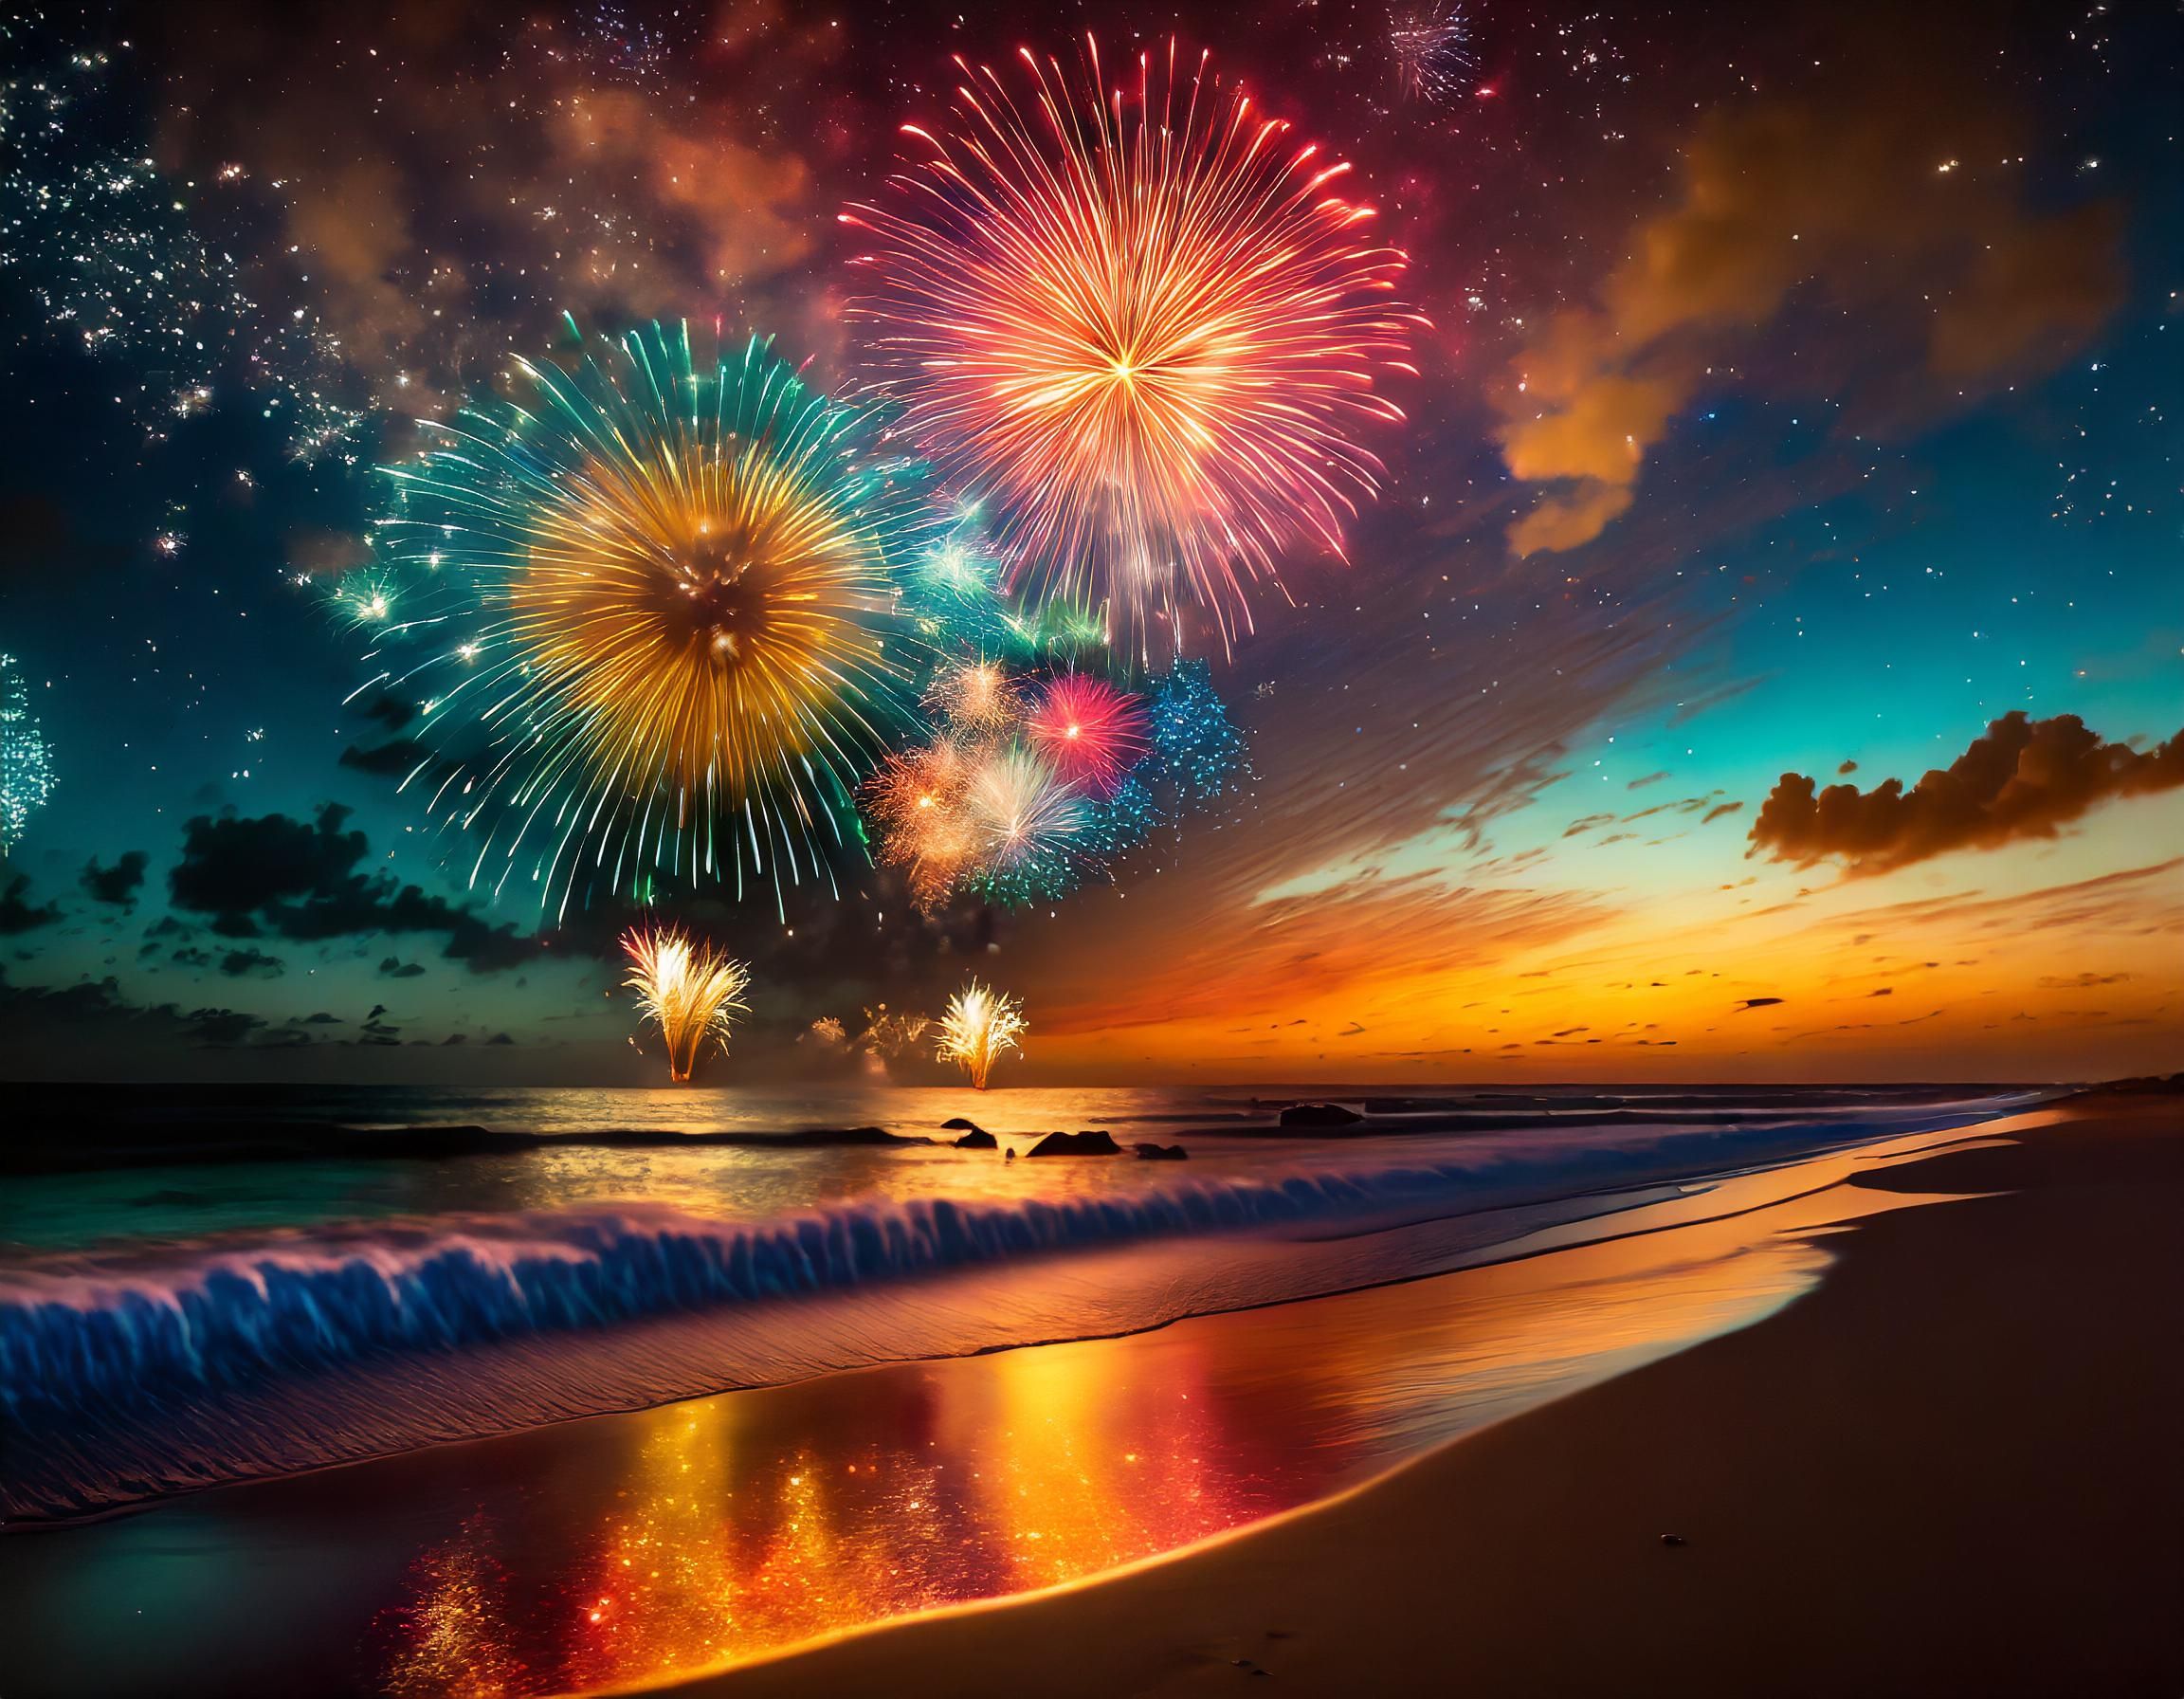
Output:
top-left (372, 1175), bottom-right (1955, 1695)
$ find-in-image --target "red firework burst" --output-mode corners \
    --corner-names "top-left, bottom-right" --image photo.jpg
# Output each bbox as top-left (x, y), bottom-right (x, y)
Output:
top-left (1024, 672), bottom-right (1150, 797)
top-left (843, 36), bottom-right (1421, 644)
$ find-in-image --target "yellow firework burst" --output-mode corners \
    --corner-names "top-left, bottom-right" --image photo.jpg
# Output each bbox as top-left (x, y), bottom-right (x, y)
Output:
top-left (622, 924), bottom-right (752, 1084)
top-left (372, 324), bottom-right (930, 915)
top-left (935, 977), bottom-right (1027, 1089)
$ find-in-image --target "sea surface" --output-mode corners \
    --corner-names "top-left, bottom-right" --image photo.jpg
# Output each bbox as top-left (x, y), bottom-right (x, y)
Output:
top-left (0, 1081), bottom-right (2046, 1695)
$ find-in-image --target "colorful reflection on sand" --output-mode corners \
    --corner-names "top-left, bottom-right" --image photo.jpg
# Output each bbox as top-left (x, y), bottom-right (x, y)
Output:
top-left (371, 1180), bottom-right (1903, 1697)
top-left (380, 1343), bottom-right (1264, 1696)
top-left (0, 1160), bottom-right (1969, 1699)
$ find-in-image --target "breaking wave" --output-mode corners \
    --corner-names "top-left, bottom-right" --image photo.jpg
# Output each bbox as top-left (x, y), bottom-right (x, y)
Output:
top-left (0, 1104), bottom-right (2024, 1519)
top-left (3, 1151), bottom-right (1647, 1414)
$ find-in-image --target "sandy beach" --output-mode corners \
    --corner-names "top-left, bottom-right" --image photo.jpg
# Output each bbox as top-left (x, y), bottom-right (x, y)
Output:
top-left (642, 1090), bottom-right (2183, 1698)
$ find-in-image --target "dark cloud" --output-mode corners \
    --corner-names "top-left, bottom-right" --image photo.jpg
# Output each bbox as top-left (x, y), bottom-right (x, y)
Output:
top-left (378, 956), bottom-right (427, 978)
top-left (80, 850), bottom-right (150, 907)
top-left (1736, 996), bottom-right (1785, 1010)
top-left (338, 739), bottom-right (431, 777)
top-left (218, 946), bottom-right (286, 978)
top-left (1750, 712), bottom-right (2184, 876)
top-left (169, 804), bottom-right (538, 971)
top-left (357, 691), bottom-right (420, 733)
top-left (184, 1006), bottom-right (268, 1046)
top-left (485, 1032), bottom-right (516, 1046)
top-left (0, 872), bottom-right (62, 935)
top-left (0, 973), bottom-right (276, 1060)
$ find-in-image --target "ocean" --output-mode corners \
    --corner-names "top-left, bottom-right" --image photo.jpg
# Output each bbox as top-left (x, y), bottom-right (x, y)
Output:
top-left (0, 1080), bottom-right (2045, 1694)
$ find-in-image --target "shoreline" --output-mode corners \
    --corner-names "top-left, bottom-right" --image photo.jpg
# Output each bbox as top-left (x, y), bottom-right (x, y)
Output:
top-left (2, 1112), bottom-right (2019, 1528)
top-left (0, 1083), bottom-right (2048, 1175)
top-left (634, 1090), bottom-right (2184, 1698)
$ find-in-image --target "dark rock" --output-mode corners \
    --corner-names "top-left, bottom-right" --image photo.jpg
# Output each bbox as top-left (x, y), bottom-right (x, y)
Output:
top-left (1133, 1142), bottom-right (1189, 1160)
top-left (1024, 1129), bottom-right (1121, 1157)
top-left (952, 1129), bottom-right (998, 1149)
top-left (940, 1117), bottom-right (985, 1133)
top-left (1277, 1103), bottom-right (1363, 1128)
top-left (776, 1125), bottom-right (933, 1147)
top-left (1659, 1533), bottom-right (1687, 1547)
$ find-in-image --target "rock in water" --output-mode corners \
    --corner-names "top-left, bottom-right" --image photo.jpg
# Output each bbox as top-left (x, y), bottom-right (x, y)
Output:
top-left (952, 1129), bottom-right (998, 1149)
top-left (1278, 1102), bottom-right (1364, 1127)
top-left (1134, 1142), bottom-right (1189, 1160)
top-left (940, 1117), bottom-right (985, 1133)
top-left (1024, 1129), bottom-right (1121, 1157)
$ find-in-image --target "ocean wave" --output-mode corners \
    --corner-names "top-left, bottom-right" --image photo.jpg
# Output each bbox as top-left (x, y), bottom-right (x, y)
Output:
top-left (0, 1106), bottom-right (2021, 1522)
top-left (0, 1117), bottom-right (1885, 1418)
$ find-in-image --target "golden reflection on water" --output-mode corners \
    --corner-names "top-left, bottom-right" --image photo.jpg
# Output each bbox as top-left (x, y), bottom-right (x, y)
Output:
top-left (370, 1187), bottom-right (1881, 1699)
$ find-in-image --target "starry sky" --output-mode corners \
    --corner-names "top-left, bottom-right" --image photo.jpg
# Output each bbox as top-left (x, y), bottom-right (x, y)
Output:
top-left (0, 0), bottom-right (2177, 1085)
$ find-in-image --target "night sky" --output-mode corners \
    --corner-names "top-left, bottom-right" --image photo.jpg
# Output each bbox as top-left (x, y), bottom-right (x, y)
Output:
top-left (0, 0), bottom-right (2177, 1084)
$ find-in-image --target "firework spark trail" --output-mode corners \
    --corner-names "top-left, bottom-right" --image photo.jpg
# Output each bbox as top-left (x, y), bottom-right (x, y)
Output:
top-left (1390, 4), bottom-right (1476, 104)
top-left (371, 323), bottom-right (932, 917)
top-left (1024, 672), bottom-right (1150, 797)
top-left (844, 36), bottom-right (1422, 647)
top-left (935, 977), bottom-right (1026, 1089)
top-left (0, 653), bottom-right (57, 852)
top-left (622, 924), bottom-right (751, 1084)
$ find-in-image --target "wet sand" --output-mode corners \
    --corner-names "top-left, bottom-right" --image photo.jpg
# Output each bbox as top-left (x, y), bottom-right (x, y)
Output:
top-left (647, 1092), bottom-right (2183, 1698)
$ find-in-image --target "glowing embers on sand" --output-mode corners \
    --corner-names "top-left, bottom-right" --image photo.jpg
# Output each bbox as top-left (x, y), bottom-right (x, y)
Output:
top-left (371, 1196), bottom-right (1843, 1695)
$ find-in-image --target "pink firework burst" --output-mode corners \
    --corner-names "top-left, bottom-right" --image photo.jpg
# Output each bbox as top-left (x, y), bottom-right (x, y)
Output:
top-left (1024, 673), bottom-right (1151, 797)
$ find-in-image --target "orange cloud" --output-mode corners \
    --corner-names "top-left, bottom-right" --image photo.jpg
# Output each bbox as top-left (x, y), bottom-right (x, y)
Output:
top-left (1500, 91), bottom-right (2123, 555)
top-left (157, 0), bottom-right (828, 410)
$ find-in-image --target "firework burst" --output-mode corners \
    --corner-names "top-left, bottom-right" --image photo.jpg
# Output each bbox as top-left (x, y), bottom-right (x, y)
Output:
top-left (844, 36), bottom-right (1421, 645)
top-left (1390, 5), bottom-right (1475, 103)
top-left (0, 653), bottom-right (57, 852)
top-left (622, 923), bottom-right (751, 1084)
top-left (922, 656), bottom-right (1020, 732)
top-left (964, 741), bottom-right (1087, 870)
top-left (371, 323), bottom-right (931, 916)
top-left (331, 566), bottom-right (401, 630)
top-left (1024, 672), bottom-right (1149, 798)
top-left (935, 977), bottom-right (1026, 1089)
top-left (864, 734), bottom-right (980, 906)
